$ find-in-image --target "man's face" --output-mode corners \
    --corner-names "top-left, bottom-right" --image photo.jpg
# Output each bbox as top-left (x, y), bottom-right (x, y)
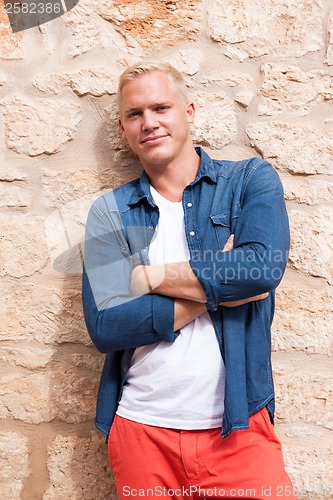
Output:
top-left (118, 70), bottom-right (195, 169)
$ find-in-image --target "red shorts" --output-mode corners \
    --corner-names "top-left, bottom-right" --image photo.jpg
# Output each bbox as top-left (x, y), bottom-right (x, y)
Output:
top-left (108, 408), bottom-right (297, 500)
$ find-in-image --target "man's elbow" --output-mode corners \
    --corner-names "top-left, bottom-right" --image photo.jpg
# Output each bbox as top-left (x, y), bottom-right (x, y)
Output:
top-left (257, 261), bottom-right (287, 292)
top-left (84, 309), bottom-right (115, 354)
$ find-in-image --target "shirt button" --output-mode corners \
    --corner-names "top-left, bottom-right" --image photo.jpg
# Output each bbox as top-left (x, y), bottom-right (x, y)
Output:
top-left (187, 202), bottom-right (193, 208)
top-left (147, 226), bottom-right (154, 230)
top-left (189, 231), bottom-right (196, 236)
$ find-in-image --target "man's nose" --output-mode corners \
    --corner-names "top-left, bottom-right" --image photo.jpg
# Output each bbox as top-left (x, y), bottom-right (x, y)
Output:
top-left (142, 111), bottom-right (158, 131)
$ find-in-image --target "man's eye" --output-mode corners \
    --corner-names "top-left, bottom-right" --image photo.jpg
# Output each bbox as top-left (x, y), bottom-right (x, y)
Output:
top-left (156, 106), bottom-right (170, 111)
top-left (127, 111), bottom-right (140, 118)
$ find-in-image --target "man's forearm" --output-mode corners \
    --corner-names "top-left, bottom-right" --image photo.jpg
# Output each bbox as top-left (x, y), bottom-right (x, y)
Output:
top-left (131, 262), bottom-right (268, 309)
top-left (174, 298), bottom-right (207, 330)
top-left (130, 261), bottom-right (207, 302)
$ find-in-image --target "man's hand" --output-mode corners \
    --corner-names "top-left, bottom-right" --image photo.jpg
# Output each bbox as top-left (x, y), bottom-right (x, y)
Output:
top-left (220, 293), bottom-right (268, 308)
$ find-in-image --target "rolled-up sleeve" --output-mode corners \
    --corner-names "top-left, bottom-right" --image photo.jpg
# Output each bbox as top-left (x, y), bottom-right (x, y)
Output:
top-left (189, 162), bottom-right (290, 311)
top-left (82, 197), bottom-right (176, 353)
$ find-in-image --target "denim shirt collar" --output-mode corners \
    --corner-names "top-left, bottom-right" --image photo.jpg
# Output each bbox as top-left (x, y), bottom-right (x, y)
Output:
top-left (127, 147), bottom-right (217, 207)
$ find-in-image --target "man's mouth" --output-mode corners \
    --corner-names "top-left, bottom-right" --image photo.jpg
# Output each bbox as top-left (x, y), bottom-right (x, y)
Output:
top-left (141, 135), bottom-right (168, 144)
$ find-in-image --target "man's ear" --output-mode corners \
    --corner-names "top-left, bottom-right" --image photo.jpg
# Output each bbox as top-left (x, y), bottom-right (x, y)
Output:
top-left (186, 102), bottom-right (195, 124)
top-left (118, 118), bottom-right (126, 140)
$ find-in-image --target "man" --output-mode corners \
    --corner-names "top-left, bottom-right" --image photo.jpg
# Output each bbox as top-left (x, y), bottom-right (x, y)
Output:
top-left (82, 62), bottom-right (297, 499)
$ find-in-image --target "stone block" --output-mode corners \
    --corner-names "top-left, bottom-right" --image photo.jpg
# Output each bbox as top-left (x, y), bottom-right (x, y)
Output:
top-left (1, 94), bottom-right (81, 156)
top-left (0, 363), bottom-right (100, 424)
top-left (208, 0), bottom-right (324, 60)
top-left (172, 47), bottom-right (202, 76)
top-left (49, 367), bottom-right (100, 424)
top-left (281, 174), bottom-right (333, 206)
top-left (44, 433), bottom-right (117, 499)
top-left (32, 68), bottom-right (118, 97)
top-left (258, 63), bottom-right (332, 115)
top-left (97, 0), bottom-right (202, 48)
top-left (246, 121), bottom-right (333, 175)
top-left (281, 434), bottom-right (333, 499)
top-left (0, 168), bottom-right (26, 182)
top-left (191, 90), bottom-right (238, 149)
top-left (288, 207), bottom-right (333, 283)
top-left (273, 352), bottom-right (332, 430)
top-left (273, 277), bottom-right (333, 355)
top-left (200, 70), bottom-right (255, 107)
top-left (0, 214), bottom-right (49, 278)
top-left (0, 432), bottom-right (30, 499)
top-left (0, 281), bottom-right (89, 345)
top-left (61, 1), bottom-right (126, 57)
top-left (0, 182), bottom-right (31, 207)
top-left (0, 372), bottom-right (51, 423)
top-left (0, 344), bottom-right (54, 369)
top-left (0, 4), bottom-right (24, 59)
top-left (41, 167), bottom-right (126, 209)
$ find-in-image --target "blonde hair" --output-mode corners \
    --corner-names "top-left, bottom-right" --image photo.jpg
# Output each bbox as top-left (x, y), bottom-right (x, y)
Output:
top-left (117, 61), bottom-right (189, 111)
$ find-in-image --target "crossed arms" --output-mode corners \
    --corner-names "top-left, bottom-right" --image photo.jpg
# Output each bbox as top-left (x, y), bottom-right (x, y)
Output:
top-left (129, 235), bottom-right (268, 331)
top-left (82, 161), bottom-right (290, 353)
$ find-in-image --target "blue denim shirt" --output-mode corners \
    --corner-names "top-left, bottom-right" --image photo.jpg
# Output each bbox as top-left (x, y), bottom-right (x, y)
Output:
top-left (82, 147), bottom-right (290, 438)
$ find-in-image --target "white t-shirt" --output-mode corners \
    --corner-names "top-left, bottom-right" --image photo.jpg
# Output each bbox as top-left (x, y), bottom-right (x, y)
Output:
top-left (116, 186), bottom-right (225, 429)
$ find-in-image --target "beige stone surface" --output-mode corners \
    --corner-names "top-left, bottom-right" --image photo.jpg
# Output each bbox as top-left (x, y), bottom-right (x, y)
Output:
top-left (42, 167), bottom-right (126, 209)
top-left (49, 367), bottom-right (100, 424)
top-left (1, 280), bottom-right (83, 342)
top-left (281, 174), bottom-right (333, 206)
top-left (282, 436), bottom-right (333, 499)
top-left (44, 433), bottom-right (117, 499)
top-left (71, 352), bottom-right (104, 371)
top-left (246, 121), bottom-right (333, 175)
top-left (0, 344), bottom-right (54, 369)
top-left (61, 2), bottom-right (122, 57)
top-left (273, 353), bottom-right (332, 429)
top-left (104, 99), bottom-right (130, 151)
top-left (32, 68), bottom-right (118, 97)
top-left (0, 372), bottom-right (51, 423)
top-left (0, 167), bottom-right (26, 182)
top-left (0, 71), bottom-right (7, 85)
top-left (208, 0), bottom-right (324, 59)
top-left (0, 364), bottom-right (99, 424)
top-left (0, 182), bottom-right (31, 207)
top-left (326, 13), bottom-right (333, 65)
top-left (288, 207), bottom-right (333, 283)
top-left (0, 281), bottom-right (89, 345)
top-left (192, 90), bottom-right (238, 149)
top-left (199, 70), bottom-right (256, 107)
top-left (0, 214), bottom-right (49, 278)
top-left (0, 432), bottom-right (30, 499)
top-left (258, 63), bottom-right (333, 116)
top-left (273, 280), bottom-right (333, 355)
top-left (97, 0), bottom-right (202, 48)
top-left (1, 95), bottom-right (81, 156)
top-left (0, 4), bottom-right (24, 59)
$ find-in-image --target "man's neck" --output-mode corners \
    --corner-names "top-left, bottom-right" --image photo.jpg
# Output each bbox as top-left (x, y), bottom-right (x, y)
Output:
top-left (144, 147), bottom-right (200, 202)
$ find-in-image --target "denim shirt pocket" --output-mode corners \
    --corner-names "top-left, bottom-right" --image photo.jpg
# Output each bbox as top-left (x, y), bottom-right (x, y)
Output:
top-left (210, 210), bottom-right (239, 249)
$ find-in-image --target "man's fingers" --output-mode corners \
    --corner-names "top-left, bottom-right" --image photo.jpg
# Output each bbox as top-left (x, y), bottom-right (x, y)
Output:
top-left (222, 234), bottom-right (234, 252)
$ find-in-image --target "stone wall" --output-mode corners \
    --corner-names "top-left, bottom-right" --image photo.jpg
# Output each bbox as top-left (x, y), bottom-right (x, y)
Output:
top-left (0, 0), bottom-right (332, 498)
